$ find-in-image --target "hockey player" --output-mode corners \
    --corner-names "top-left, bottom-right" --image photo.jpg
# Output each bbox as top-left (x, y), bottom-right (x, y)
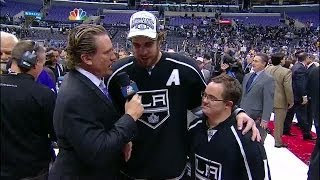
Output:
top-left (107, 11), bottom-right (260, 179)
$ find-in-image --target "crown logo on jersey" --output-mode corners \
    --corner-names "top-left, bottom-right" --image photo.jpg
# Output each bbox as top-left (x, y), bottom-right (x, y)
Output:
top-left (147, 113), bottom-right (159, 124)
top-left (69, 8), bottom-right (87, 21)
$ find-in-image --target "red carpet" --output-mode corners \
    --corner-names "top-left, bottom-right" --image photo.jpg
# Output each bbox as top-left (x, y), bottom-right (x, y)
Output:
top-left (268, 122), bottom-right (316, 165)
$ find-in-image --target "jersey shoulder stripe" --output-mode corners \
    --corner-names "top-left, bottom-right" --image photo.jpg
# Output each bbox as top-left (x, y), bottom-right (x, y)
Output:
top-left (188, 119), bottom-right (203, 131)
top-left (107, 57), bottom-right (134, 88)
top-left (165, 57), bottom-right (206, 86)
top-left (230, 126), bottom-right (253, 180)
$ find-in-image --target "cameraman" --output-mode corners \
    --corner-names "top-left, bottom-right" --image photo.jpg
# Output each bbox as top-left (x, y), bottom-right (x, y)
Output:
top-left (212, 50), bottom-right (244, 84)
top-left (1, 40), bottom-right (56, 180)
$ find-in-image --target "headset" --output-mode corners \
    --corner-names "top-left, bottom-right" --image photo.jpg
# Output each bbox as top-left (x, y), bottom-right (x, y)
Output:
top-left (18, 41), bottom-right (38, 70)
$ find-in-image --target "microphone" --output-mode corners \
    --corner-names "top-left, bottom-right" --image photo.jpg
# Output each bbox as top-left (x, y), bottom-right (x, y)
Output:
top-left (115, 72), bottom-right (139, 100)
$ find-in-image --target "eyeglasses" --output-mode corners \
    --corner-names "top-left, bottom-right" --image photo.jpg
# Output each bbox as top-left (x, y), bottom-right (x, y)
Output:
top-left (201, 92), bottom-right (224, 102)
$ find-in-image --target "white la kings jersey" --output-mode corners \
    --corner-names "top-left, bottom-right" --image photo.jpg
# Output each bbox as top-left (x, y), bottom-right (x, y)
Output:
top-left (107, 52), bottom-right (206, 179)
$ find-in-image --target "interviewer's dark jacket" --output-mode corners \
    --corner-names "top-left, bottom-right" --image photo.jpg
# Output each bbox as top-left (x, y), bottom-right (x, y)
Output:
top-left (49, 70), bottom-right (137, 179)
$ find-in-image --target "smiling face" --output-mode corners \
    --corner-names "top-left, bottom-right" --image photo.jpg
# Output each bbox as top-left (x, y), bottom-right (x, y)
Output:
top-left (131, 36), bottom-right (161, 68)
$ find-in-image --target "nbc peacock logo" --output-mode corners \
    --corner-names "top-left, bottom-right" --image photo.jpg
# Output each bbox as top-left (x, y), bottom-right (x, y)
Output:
top-left (69, 8), bottom-right (87, 21)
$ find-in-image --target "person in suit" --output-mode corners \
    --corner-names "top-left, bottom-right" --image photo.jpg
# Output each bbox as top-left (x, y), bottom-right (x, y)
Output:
top-left (285, 52), bottom-right (315, 140)
top-left (196, 56), bottom-right (211, 83)
top-left (306, 55), bottom-right (317, 137)
top-left (48, 24), bottom-right (144, 179)
top-left (307, 64), bottom-right (319, 138)
top-left (265, 52), bottom-right (294, 148)
top-left (243, 49), bottom-right (257, 74)
top-left (307, 66), bottom-right (319, 180)
top-left (240, 52), bottom-right (275, 143)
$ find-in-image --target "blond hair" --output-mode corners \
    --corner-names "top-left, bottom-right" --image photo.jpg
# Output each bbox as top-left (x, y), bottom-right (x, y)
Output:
top-left (66, 24), bottom-right (107, 69)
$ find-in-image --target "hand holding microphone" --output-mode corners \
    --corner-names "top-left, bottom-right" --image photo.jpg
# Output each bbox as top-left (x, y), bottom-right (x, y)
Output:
top-left (116, 72), bottom-right (144, 121)
top-left (125, 94), bottom-right (144, 121)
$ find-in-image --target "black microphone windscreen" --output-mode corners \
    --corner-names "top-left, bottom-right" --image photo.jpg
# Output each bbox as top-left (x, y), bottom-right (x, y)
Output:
top-left (116, 72), bottom-right (131, 86)
top-left (115, 72), bottom-right (139, 100)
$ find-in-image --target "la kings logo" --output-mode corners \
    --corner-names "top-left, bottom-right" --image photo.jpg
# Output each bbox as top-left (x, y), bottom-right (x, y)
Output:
top-left (138, 89), bottom-right (170, 129)
top-left (195, 154), bottom-right (222, 180)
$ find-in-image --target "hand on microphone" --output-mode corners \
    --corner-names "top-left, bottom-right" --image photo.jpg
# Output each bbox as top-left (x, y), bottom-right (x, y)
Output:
top-left (125, 94), bottom-right (144, 121)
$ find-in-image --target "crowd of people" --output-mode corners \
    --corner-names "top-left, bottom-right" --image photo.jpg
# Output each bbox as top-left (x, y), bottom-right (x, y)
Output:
top-left (1, 9), bottom-right (319, 180)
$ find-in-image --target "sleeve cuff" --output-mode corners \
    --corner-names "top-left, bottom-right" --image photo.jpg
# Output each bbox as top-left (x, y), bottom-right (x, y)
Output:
top-left (233, 107), bottom-right (245, 116)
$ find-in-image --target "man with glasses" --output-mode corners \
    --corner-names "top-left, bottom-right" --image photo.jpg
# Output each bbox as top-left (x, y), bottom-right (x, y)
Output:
top-left (188, 74), bottom-right (271, 180)
top-left (107, 11), bottom-right (260, 179)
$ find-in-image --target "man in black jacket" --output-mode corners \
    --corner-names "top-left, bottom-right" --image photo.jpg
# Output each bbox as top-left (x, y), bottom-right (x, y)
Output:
top-left (290, 52), bottom-right (315, 140)
top-left (306, 55), bottom-right (318, 138)
top-left (48, 24), bottom-right (144, 179)
top-left (307, 66), bottom-right (319, 180)
top-left (1, 40), bottom-right (56, 180)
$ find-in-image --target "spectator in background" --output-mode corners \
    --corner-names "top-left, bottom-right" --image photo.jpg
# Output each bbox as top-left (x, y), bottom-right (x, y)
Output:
top-left (15, 63), bottom-right (56, 93)
top-left (45, 47), bottom-right (66, 80)
top-left (307, 66), bottom-right (319, 180)
top-left (243, 49), bottom-right (256, 74)
top-left (240, 53), bottom-right (275, 143)
top-left (196, 56), bottom-right (211, 83)
top-left (0, 32), bottom-right (56, 93)
top-left (202, 53), bottom-right (214, 76)
top-left (1, 40), bottom-right (56, 180)
top-left (59, 49), bottom-right (67, 69)
top-left (220, 54), bottom-right (244, 84)
top-left (118, 48), bottom-right (129, 59)
top-left (265, 53), bottom-right (294, 147)
top-left (114, 52), bottom-right (119, 60)
top-left (286, 52), bottom-right (316, 140)
top-left (0, 31), bottom-right (18, 74)
top-left (283, 59), bottom-right (293, 69)
top-left (306, 53), bottom-right (317, 134)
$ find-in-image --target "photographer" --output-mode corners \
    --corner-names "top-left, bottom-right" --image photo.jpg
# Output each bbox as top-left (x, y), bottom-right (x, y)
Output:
top-left (212, 50), bottom-right (244, 84)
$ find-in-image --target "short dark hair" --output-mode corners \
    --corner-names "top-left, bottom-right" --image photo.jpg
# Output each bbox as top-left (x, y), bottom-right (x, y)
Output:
top-left (297, 52), bottom-right (308, 62)
top-left (294, 49), bottom-right (304, 57)
top-left (255, 52), bottom-right (269, 67)
top-left (203, 53), bottom-right (211, 60)
top-left (209, 74), bottom-right (242, 107)
top-left (271, 52), bottom-right (285, 65)
top-left (46, 47), bottom-right (59, 53)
